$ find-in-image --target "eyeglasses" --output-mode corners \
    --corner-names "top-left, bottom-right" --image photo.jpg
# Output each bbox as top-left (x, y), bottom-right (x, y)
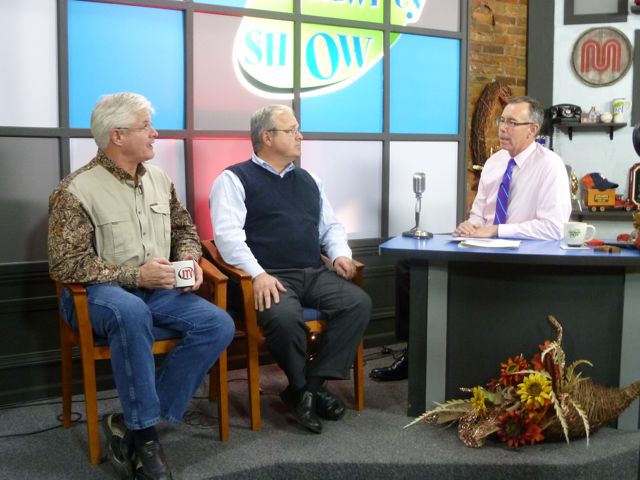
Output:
top-left (495, 117), bottom-right (534, 128)
top-left (116, 123), bottom-right (155, 133)
top-left (268, 127), bottom-right (301, 136)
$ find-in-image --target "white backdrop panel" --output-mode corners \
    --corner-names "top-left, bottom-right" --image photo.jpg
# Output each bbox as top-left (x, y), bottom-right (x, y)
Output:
top-left (389, 141), bottom-right (458, 236)
top-left (0, 0), bottom-right (58, 127)
top-left (301, 140), bottom-right (382, 240)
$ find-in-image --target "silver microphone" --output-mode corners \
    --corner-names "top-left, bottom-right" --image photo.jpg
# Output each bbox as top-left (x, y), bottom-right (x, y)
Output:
top-left (402, 172), bottom-right (432, 239)
top-left (413, 173), bottom-right (425, 196)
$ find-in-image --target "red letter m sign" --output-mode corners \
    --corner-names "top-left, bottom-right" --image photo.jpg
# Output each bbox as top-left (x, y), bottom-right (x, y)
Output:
top-left (581, 39), bottom-right (621, 73)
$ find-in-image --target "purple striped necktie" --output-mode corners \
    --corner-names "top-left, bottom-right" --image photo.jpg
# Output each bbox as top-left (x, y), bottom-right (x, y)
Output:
top-left (493, 158), bottom-right (516, 225)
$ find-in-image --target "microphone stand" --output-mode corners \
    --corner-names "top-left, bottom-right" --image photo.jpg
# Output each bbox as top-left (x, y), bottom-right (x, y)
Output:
top-left (402, 173), bottom-right (433, 239)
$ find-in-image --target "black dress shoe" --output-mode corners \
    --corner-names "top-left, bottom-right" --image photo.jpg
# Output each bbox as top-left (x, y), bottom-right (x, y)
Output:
top-left (369, 351), bottom-right (408, 381)
top-left (102, 413), bottom-right (134, 479)
top-left (315, 386), bottom-right (346, 421)
top-left (134, 440), bottom-right (173, 480)
top-left (279, 387), bottom-right (322, 433)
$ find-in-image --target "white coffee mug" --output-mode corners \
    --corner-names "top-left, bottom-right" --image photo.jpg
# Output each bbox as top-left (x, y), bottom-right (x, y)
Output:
top-left (611, 98), bottom-right (631, 122)
top-left (564, 222), bottom-right (596, 246)
top-left (172, 260), bottom-right (196, 287)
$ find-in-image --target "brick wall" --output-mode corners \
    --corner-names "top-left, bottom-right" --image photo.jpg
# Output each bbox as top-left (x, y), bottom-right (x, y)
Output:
top-left (466, 0), bottom-right (528, 212)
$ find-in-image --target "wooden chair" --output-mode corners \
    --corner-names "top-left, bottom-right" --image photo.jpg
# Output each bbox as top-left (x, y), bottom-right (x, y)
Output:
top-left (201, 240), bottom-right (364, 432)
top-left (54, 257), bottom-right (229, 465)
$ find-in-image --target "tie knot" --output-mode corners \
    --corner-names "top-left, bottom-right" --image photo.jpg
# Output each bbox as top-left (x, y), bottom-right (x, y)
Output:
top-left (502, 158), bottom-right (516, 182)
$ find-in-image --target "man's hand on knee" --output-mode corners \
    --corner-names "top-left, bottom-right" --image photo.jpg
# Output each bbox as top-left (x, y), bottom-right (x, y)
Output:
top-left (252, 273), bottom-right (286, 312)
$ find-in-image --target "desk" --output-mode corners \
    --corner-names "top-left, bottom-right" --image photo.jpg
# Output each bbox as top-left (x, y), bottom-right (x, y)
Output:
top-left (379, 234), bottom-right (640, 430)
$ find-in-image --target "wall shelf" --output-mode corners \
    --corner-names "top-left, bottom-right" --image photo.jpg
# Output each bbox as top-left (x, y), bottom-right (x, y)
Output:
top-left (556, 122), bottom-right (626, 140)
top-left (572, 209), bottom-right (637, 221)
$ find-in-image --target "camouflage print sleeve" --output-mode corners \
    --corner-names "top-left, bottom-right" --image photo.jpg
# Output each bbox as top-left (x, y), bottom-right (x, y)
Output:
top-left (47, 187), bottom-right (139, 287)
top-left (169, 184), bottom-right (202, 262)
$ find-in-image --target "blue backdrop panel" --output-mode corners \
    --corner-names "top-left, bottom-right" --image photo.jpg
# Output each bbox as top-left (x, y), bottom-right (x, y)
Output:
top-left (68, 0), bottom-right (184, 129)
top-left (197, 0), bottom-right (248, 6)
top-left (301, 60), bottom-right (383, 133)
top-left (198, 0), bottom-right (292, 11)
top-left (390, 34), bottom-right (460, 134)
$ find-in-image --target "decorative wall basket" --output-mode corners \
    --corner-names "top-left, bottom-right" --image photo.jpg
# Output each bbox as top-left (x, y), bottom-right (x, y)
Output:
top-left (470, 81), bottom-right (512, 168)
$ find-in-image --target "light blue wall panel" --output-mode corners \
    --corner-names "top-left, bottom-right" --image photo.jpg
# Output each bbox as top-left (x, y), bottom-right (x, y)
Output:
top-left (390, 34), bottom-right (460, 134)
top-left (301, 59), bottom-right (382, 133)
top-left (68, 0), bottom-right (184, 128)
top-left (301, 61), bottom-right (383, 133)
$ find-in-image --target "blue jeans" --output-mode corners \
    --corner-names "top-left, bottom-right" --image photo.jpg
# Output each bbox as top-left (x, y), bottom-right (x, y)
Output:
top-left (60, 285), bottom-right (235, 430)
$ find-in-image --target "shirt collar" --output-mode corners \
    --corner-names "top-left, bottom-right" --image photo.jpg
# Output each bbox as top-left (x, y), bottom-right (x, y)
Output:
top-left (251, 153), bottom-right (295, 177)
top-left (512, 141), bottom-right (537, 168)
top-left (95, 149), bottom-right (147, 182)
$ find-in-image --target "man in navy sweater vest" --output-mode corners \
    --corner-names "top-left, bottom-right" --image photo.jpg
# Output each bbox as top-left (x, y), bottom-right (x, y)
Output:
top-left (210, 105), bottom-right (371, 433)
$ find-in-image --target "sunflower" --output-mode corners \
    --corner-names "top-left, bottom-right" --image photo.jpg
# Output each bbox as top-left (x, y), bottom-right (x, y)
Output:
top-left (470, 386), bottom-right (487, 417)
top-left (517, 372), bottom-right (552, 409)
top-left (499, 355), bottom-right (529, 386)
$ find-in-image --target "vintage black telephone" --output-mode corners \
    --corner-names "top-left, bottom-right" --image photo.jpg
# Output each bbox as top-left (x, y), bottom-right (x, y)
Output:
top-left (549, 104), bottom-right (581, 123)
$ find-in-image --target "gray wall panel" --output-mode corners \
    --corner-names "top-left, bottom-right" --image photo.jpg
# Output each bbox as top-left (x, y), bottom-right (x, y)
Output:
top-left (0, 137), bottom-right (59, 263)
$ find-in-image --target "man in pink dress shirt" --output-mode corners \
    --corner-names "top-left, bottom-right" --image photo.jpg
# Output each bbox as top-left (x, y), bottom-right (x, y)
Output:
top-left (371, 96), bottom-right (571, 382)
top-left (454, 95), bottom-right (571, 239)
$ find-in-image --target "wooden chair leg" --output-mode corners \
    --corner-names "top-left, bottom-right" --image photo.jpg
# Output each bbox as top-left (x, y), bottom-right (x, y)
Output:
top-left (354, 339), bottom-right (365, 411)
top-left (208, 367), bottom-right (218, 403)
top-left (79, 351), bottom-right (101, 464)
top-left (247, 336), bottom-right (261, 431)
top-left (212, 351), bottom-right (229, 441)
top-left (60, 327), bottom-right (74, 428)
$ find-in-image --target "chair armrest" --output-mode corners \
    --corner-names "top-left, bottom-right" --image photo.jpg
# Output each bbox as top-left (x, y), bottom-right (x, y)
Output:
top-left (199, 257), bottom-right (228, 310)
top-left (201, 240), bottom-right (261, 335)
top-left (353, 260), bottom-right (364, 288)
top-left (201, 240), bottom-right (253, 282)
top-left (59, 282), bottom-right (96, 350)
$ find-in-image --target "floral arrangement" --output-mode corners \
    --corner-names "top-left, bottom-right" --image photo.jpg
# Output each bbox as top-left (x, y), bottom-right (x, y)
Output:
top-left (406, 316), bottom-right (640, 448)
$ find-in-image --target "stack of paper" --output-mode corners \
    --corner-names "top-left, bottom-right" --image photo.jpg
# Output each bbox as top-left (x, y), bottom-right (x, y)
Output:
top-left (458, 238), bottom-right (521, 249)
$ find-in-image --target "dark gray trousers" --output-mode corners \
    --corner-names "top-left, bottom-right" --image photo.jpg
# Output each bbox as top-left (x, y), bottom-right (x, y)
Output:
top-left (257, 266), bottom-right (371, 390)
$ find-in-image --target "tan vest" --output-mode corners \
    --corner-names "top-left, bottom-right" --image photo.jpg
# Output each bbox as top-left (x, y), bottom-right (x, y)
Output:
top-left (67, 163), bottom-right (172, 267)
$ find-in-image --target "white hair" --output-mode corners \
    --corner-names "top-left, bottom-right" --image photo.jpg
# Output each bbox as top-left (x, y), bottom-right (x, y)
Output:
top-left (90, 92), bottom-right (154, 150)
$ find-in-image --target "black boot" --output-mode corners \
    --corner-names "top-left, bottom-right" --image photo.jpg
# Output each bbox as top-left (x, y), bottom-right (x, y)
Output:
top-left (369, 349), bottom-right (408, 381)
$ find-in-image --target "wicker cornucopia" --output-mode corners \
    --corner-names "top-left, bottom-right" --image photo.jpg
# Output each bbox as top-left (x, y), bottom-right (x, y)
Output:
top-left (406, 315), bottom-right (640, 448)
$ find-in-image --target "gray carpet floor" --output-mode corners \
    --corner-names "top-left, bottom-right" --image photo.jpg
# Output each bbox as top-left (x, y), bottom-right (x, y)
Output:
top-left (1, 346), bottom-right (639, 479)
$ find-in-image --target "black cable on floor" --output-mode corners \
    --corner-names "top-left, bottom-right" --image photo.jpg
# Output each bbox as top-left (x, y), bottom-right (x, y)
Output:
top-left (362, 345), bottom-right (405, 365)
top-left (0, 393), bottom-right (120, 438)
top-left (0, 393), bottom-right (119, 411)
top-left (0, 412), bottom-right (83, 439)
